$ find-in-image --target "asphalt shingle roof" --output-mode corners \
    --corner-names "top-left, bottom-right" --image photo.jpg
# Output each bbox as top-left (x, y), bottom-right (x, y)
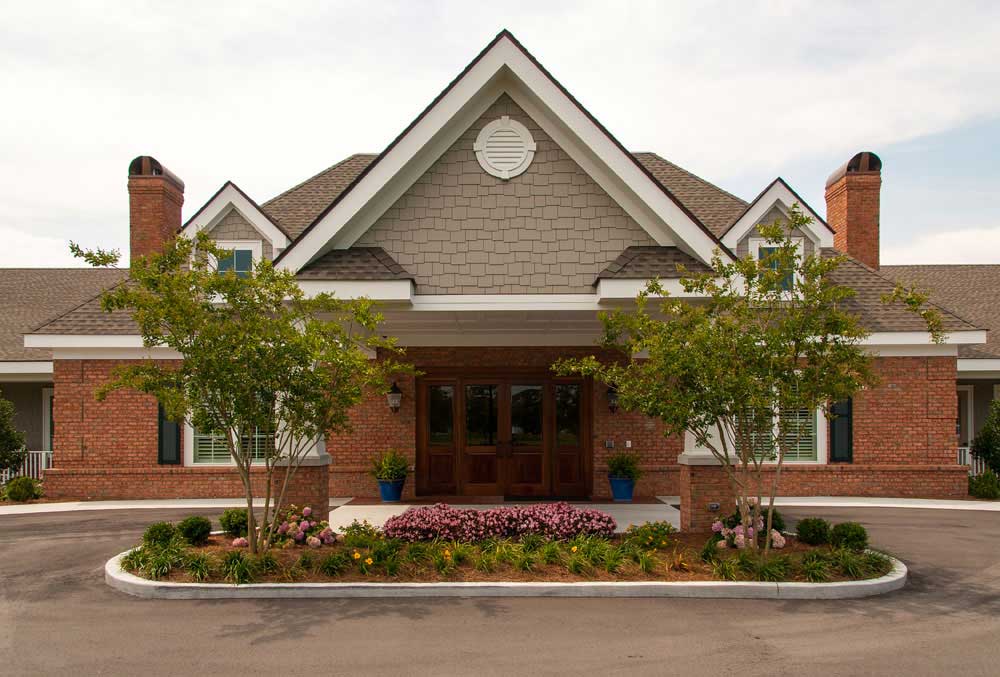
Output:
top-left (882, 264), bottom-right (1000, 358)
top-left (0, 269), bottom-right (127, 358)
top-left (297, 247), bottom-right (413, 281)
top-left (595, 246), bottom-right (712, 281)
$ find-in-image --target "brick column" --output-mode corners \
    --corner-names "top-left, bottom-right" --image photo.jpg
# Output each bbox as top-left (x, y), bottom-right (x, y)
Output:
top-left (678, 457), bottom-right (734, 532)
top-left (274, 454), bottom-right (331, 522)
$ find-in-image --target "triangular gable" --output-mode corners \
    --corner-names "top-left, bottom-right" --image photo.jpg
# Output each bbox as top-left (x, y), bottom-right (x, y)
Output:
top-left (274, 30), bottom-right (732, 274)
top-left (721, 178), bottom-right (833, 249)
top-left (181, 181), bottom-right (291, 252)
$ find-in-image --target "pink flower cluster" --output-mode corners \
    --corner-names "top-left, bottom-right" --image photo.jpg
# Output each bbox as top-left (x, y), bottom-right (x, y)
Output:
top-left (712, 519), bottom-right (785, 550)
top-left (383, 502), bottom-right (616, 542)
top-left (273, 505), bottom-right (334, 547)
top-left (232, 537), bottom-right (249, 547)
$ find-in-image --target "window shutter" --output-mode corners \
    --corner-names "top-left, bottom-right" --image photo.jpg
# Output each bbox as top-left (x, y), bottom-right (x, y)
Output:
top-left (829, 398), bottom-right (853, 463)
top-left (157, 404), bottom-right (181, 465)
top-left (781, 405), bottom-right (816, 461)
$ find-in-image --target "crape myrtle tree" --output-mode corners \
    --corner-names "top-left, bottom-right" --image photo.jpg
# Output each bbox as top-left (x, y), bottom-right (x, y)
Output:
top-left (72, 233), bottom-right (411, 553)
top-left (555, 206), bottom-right (943, 555)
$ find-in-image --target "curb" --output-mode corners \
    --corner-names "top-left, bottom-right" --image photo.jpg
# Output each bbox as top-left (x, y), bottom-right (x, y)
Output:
top-left (104, 551), bottom-right (907, 600)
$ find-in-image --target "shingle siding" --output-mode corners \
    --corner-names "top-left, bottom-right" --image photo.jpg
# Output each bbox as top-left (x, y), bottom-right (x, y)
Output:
top-left (356, 94), bottom-right (658, 294)
top-left (735, 206), bottom-right (815, 258)
top-left (205, 208), bottom-right (274, 260)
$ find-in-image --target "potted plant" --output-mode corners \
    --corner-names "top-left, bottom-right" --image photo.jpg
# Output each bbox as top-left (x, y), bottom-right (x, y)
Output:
top-left (607, 451), bottom-right (642, 502)
top-left (370, 449), bottom-right (410, 502)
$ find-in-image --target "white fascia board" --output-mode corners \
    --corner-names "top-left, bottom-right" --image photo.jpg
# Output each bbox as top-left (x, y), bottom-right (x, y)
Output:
top-left (26, 334), bottom-right (151, 349)
top-left (277, 35), bottom-right (727, 273)
top-left (722, 180), bottom-right (833, 249)
top-left (181, 183), bottom-right (290, 251)
top-left (595, 278), bottom-right (698, 301)
top-left (864, 330), bottom-right (986, 346)
top-left (296, 279), bottom-right (414, 302)
top-left (409, 293), bottom-right (601, 312)
top-left (0, 361), bottom-right (53, 377)
top-left (958, 358), bottom-right (1000, 372)
top-left (51, 347), bottom-right (183, 361)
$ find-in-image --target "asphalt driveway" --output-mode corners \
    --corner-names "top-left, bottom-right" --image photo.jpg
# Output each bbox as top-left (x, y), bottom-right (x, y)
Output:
top-left (1, 506), bottom-right (998, 676)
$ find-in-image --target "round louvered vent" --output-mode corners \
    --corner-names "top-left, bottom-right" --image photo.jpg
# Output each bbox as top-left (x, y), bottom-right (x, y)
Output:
top-left (474, 116), bottom-right (536, 180)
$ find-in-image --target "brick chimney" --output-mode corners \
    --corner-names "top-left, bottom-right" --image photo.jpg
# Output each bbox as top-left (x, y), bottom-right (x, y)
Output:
top-left (128, 156), bottom-right (184, 263)
top-left (825, 151), bottom-right (882, 269)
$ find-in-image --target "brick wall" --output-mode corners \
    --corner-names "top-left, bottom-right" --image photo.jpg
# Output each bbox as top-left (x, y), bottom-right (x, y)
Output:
top-left (826, 171), bottom-right (881, 269)
top-left (128, 174), bottom-right (183, 262)
top-left (357, 94), bottom-right (657, 294)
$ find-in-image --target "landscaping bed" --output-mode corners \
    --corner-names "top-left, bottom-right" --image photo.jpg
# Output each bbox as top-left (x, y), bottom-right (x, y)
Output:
top-left (118, 503), bottom-right (893, 587)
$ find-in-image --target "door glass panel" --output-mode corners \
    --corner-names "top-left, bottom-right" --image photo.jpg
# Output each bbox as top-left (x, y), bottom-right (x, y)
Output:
top-left (465, 385), bottom-right (497, 446)
top-left (511, 385), bottom-right (543, 446)
top-left (428, 385), bottom-right (454, 445)
top-left (555, 384), bottom-right (580, 446)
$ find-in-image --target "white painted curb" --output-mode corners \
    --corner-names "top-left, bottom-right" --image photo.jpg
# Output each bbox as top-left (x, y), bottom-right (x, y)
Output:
top-left (105, 550), bottom-right (907, 600)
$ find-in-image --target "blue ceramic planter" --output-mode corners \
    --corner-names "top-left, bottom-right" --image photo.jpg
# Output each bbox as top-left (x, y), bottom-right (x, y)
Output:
top-left (377, 479), bottom-right (405, 502)
top-left (608, 476), bottom-right (635, 503)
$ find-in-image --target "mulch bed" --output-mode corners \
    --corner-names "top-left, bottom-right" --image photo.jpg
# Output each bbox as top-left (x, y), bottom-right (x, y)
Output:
top-left (151, 532), bottom-right (877, 585)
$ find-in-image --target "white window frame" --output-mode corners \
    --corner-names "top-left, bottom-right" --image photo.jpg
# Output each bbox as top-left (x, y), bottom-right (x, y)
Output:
top-left (749, 237), bottom-right (804, 290)
top-left (957, 385), bottom-right (975, 447)
top-left (183, 421), bottom-right (274, 467)
top-left (755, 406), bottom-right (828, 465)
top-left (41, 387), bottom-right (53, 452)
top-left (212, 239), bottom-right (262, 275)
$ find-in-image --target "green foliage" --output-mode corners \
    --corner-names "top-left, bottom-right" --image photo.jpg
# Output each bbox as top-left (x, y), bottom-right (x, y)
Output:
top-left (795, 517), bottom-right (831, 545)
top-left (514, 550), bottom-right (536, 572)
top-left (972, 400), bottom-right (1000, 475)
top-left (369, 449), bottom-right (409, 481)
top-left (121, 547), bottom-right (150, 573)
top-left (220, 509), bottom-right (248, 537)
top-left (474, 552), bottom-right (497, 573)
top-left (566, 554), bottom-right (590, 575)
top-left (296, 551), bottom-right (315, 572)
top-left (139, 536), bottom-right (187, 579)
top-left (177, 516), bottom-right (212, 546)
top-left (969, 469), bottom-right (1000, 500)
top-left (754, 555), bottom-right (790, 582)
top-left (831, 548), bottom-right (865, 578)
top-left (603, 547), bottom-right (625, 573)
top-left (800, 551), bottom-right (831, 582)
top-left (623, 520), bottom-right (676, 550)
top-left (712, 557), bottom-right (740, 581)
top-left (3, 476), bottom-right (42, 502)
top-left (143, 521), bottom-right (177, 547)
top-left (554, 206), bottom-right (942, 543)
top-left (342, 519), bottom-right (382, 548)
top-left (700, 536), bottom-right (722, 563)
top-left (221, 551), bottom-right (256, 584)
top-left (539, 541), bottom-right (563, 565)
top-left (634, 550), bottom-right (656, 574)
top-left (519, 533), bottom-right (545, 553)
top-left (184, 552), bottom-right (212, 581)
top-left (0, 396), bottom-right (27, 473)
top-left (318, 552), bottom-right (351, 577)
top-left (606, 451), bottom-right (642, 480)
top-left (71, 232), bottom-right (412, 553)
top-left (724, 507), bottom-right (785, 534)
top-left (830, 522), bottom-right (868, 551)
top-left (256, 552), bottom-right (280, 574)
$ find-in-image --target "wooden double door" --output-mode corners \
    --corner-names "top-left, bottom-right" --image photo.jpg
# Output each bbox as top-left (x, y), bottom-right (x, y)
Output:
top-left (416, 370), bottom-right (591, 498)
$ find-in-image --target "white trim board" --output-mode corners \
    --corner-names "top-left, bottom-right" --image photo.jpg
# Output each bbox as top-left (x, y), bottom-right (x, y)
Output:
top-left (0, 361), bottom-right (53, 378)
top-left (275, 33), bottom-right (728, 274)
top-left (181, 183), bottom-right (290, 253)
top-left (721, 179), bottom-right (833, 249)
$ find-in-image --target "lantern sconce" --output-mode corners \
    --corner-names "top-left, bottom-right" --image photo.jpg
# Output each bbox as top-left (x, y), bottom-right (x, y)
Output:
top-left (606, 385), bottom-right (619, 414)
top-left (387, 382), bottom-right (402, 413)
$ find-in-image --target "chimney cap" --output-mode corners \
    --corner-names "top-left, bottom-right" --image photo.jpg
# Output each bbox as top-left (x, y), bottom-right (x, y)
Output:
top-left (825, 151), bottom-right (882, 189)
top-left (128, 155), bottom-right (185, 191)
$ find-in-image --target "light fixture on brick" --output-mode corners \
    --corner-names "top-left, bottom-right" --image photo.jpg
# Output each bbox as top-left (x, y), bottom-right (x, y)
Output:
top-left (387, 382), bottom-right (402, 413)
top-left (474, 115), bottom-right (536, 179)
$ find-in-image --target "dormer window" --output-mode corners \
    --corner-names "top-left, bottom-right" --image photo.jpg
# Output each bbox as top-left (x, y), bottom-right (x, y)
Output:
top-left (214, 240), bottom-right (262, 278)
top-left (750, 237), bottom-right (803, 292)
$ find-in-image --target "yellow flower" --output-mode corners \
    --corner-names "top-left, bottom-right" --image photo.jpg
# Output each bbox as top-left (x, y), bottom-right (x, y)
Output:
top-left (444, 549), bottom-right (451, 556)
top-left (365, 557), bottom-right (373, 565)
top-left (571, 546), bottom-right (578, 553)
top-left (352, 551), bottom-right (361, 560)
top-left (661, 540), bottom-right (667, 545)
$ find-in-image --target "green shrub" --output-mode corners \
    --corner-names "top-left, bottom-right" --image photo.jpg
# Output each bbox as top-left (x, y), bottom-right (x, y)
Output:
top-left (712, 557), bottom-right (740, 581)
top-left (220, 509), bottom-right (248, 537)
top-left (184, 552), bottom-right (212, 581)
top-left (540, 541), bottom-right (562, 565)
top-left (831, 548), bottom-right (865, 578)
top-left (754, 555), bottom-right (790, 582)
top-left (369, 449), bottom-right (409, 481)
top-left (830, 522), bottom-right (868, 551)
top-left (177, 516), bottom-right (212, 546)
top-left (795, 517), bottom-right (831, 545)
top-left (4, 476), bottom-right (42, 502)
top-left (0, 397), bottom-right (27, 474)
top-left (143, 521), bottom-right (177, 547)
top-left (969, 469), bottom-right (1000, 500)
top-left (318, 552), bottom-right (351, 577)
top-left (603, 547), bottom-right (625, 573)
top-left (607, 451), bottom-right (642, 480)
top-left (256, 552), bottom-right (279, 574)
top-left (700, 536), bottom-right (722, 563)
top-left (624, 520), bottom-right (676, 549)
top-left (342, 519), bottom-right (382, 548)
top-left (221, 551), bottom-right (255, 584)
top-left (800, 551), bottom-right (831, 582)
top-left (971, 400), bottom-right (1000, 474)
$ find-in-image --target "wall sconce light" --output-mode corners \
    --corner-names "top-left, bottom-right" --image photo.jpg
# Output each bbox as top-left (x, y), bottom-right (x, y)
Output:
top-left (606, 385), bottom-right (619, 414)
top-left (387, 382), bottom-right (402, 413)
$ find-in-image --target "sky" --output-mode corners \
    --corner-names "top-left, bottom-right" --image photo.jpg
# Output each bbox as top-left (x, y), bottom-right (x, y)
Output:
top-left (2, 1), bottom-right (999, 267)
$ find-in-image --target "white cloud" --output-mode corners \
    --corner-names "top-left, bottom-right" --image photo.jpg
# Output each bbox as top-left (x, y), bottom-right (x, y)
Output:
top-left (882, 226), bottom-right (1000, 264)
top-left (0, 226), bottom-right (84, 267)
top-left (0, 1), bottom-right (999, 265)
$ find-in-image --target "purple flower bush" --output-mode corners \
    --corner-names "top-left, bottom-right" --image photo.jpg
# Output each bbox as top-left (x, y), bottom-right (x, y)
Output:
top-left (711, 517), bottom-right (786, 550)
top-left (272, 505), bottom-right (335, 547)
top-left (382, 502), bottom-right (616, 542)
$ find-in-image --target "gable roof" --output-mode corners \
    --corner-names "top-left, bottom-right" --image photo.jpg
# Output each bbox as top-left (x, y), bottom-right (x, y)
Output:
top-left (882, 264), bottom-right (1000, 358)
top-left (595, 246), bottom-right (712, 281)
top-left (720, 177), bottom-right (834, 248)
top-left (297, 247), bottom-right (413, 281)
top-left (0, 268), bottom-right (127, 358)
top-left (272, 30), bottom-right (733, 273)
